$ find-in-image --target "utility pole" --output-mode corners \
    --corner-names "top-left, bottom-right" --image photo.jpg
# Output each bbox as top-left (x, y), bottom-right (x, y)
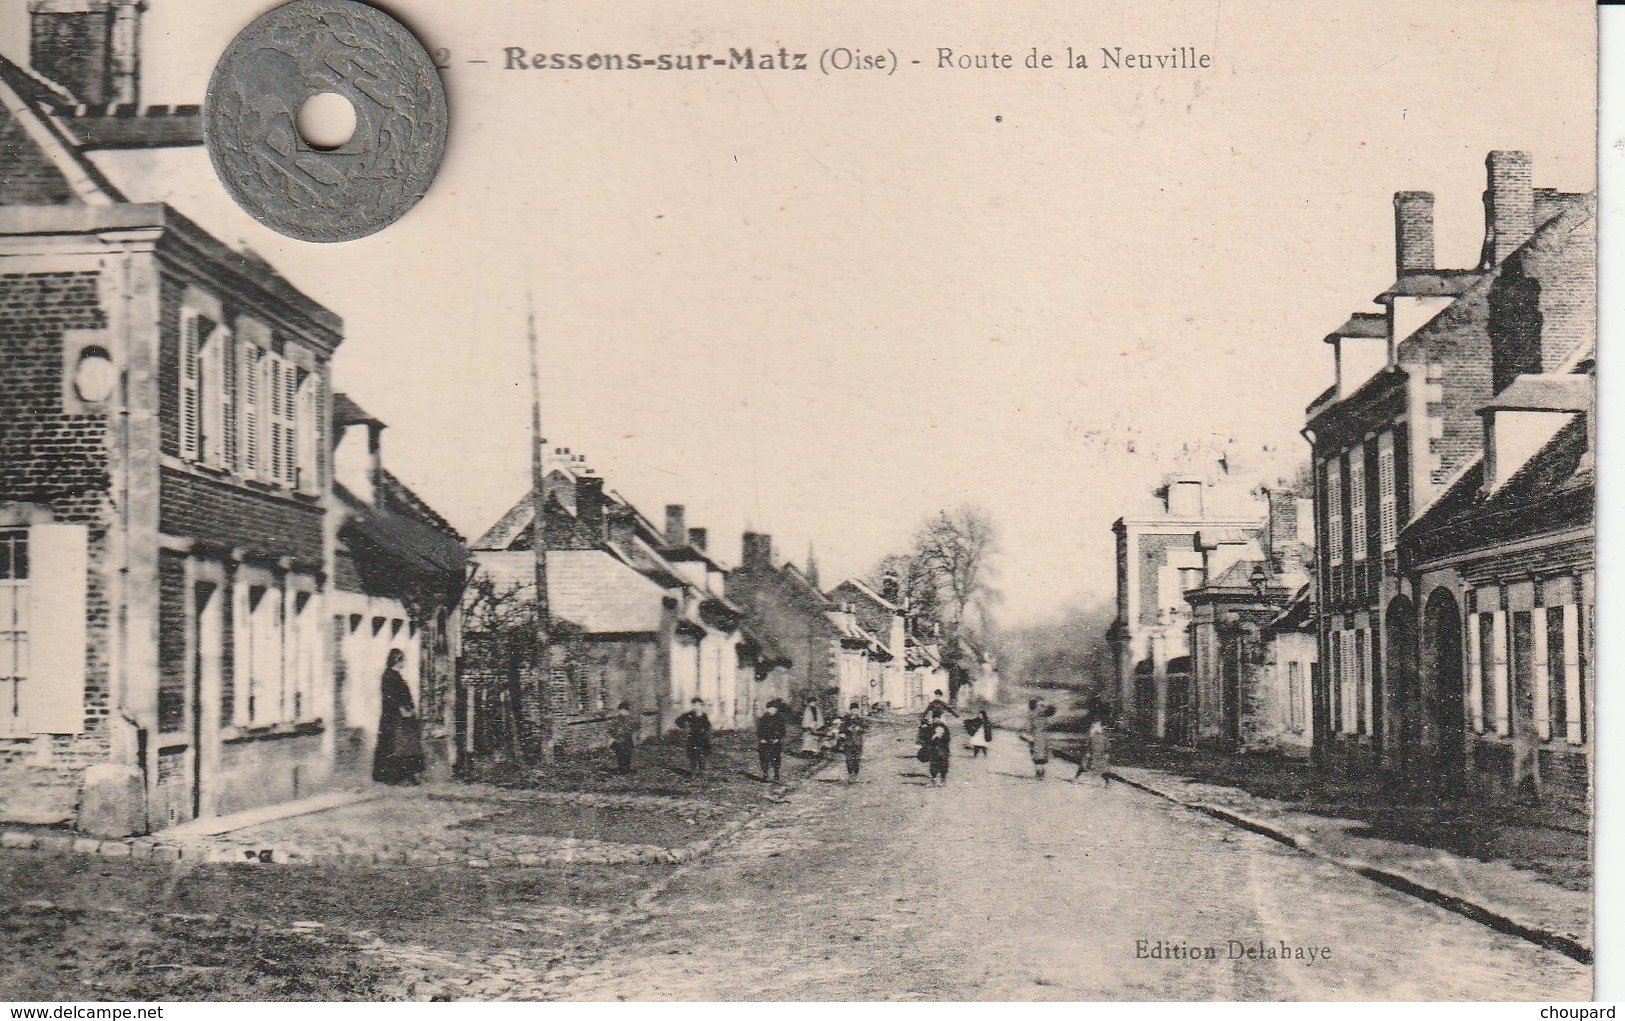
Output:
top-left (526, 293), bottom-right (555, 763)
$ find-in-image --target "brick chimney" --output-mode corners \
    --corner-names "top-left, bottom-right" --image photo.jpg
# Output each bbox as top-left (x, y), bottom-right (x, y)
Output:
top-left (1482, 150), bottom-right (1534, 268)
top-left (1264, 488), bottom-right (1301, 575)
top-left (881, 574), bottom-right (901, 604)
top-left (665, 505), bottom-right (687, 548)
top-left (1393, 191), bottom-right (1435, 276)
top-left (606, 506), bottom-right (638, 548)
top-left (741, 532), bottom-right (772, 572)
top-left (29, 0), bottom-right (144, 107)
top-left (573, 475), bottom-right (605, 543)
top-left (686, 527), bottom-right (708, 552)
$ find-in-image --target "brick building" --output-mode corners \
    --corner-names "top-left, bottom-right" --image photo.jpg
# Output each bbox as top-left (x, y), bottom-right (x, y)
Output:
top-left (1303, 151), bottom-right (1594, 785)
top-left (466, 450), bottom-right (775, 759)
top-left (1401, 368), bottom-right (1593, 810)
top-left (726, 532), bottom-right (870, 712)
top-left (0, 6), bottom-right (343, 832)
top-left (1107, 473), bottom-right (1270, 740)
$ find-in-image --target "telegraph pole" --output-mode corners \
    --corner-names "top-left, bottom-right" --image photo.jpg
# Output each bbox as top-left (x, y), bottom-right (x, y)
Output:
top-left (526, 293), bottom-right (555, 762)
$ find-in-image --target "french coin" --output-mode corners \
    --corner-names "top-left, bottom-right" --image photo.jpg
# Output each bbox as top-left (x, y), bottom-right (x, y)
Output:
top-left (204, 0), bottom-right (448, 244)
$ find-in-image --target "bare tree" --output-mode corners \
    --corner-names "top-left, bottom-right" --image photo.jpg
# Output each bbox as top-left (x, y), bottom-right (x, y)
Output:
top-left (913, 505), bottom-right (1000, 630)
top-left (461, 574), bottom-right (546, 764)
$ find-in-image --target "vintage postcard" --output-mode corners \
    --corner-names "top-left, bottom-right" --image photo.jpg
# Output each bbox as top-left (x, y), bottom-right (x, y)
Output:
top-left (0, 0), bottom-right (1601, 1003)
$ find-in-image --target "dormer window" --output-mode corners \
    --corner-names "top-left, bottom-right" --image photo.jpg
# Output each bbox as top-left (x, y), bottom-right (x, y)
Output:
top-left (1479, 374), bottom-right (1590, 496)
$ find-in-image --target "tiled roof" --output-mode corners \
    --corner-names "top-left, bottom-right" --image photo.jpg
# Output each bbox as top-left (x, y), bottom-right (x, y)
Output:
top-left (338, 484), bottom-right (468, 582)
top-left (832, 578), bottom-right (901, 612)
top-left (0, 54), bottom-right (121, 205)
top-left (1404, 416), bottom-right (1593, 560)
top-left (378, 470), bottom-right (462, 540)
top-left (333, 392), bottom-right (385, 429)
top-left (471, 548), bottom-right (668, 635)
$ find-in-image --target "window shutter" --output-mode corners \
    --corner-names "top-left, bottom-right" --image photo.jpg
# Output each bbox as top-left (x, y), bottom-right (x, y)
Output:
top-left (24, 524), bottom-right (87, 734)
top-left (180, 312), bottom-right (201, 460)
top-left (1377, 432), bottom-right (1397, 552)
top-left (219, 328), bottom-right (238, 472)
top-left (242, 342), bottom-right (262, 478)
top-left (1348, 444), bottom-right (1367, 562)
top-left (287, 365), bottom-right (304, 489)
top-left (1325, 459), bottom-right (1344, 567)
top-left (268, 358), bottom-right (285, 485)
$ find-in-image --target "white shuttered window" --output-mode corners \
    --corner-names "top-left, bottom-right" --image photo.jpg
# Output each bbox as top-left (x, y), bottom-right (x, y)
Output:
top-left (1349, 444), bottom-right (1368, 562)
top-left (1377, 431), bottom-right (1398, 552)
top-left (1326, 459), bottom-right (1344, 567)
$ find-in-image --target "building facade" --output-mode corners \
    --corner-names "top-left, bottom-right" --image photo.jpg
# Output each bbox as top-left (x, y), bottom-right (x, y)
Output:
top-left (0, 12), bottom-right (343, 831)
top-left (1304, 151), bottom-right (1594, 784)
top-left (330, 395), bottom-right (467, 783)
top-left (1402, 370), bottom-right (1593, 810)
top-left (1109, 475), bottom-right (1269, 740)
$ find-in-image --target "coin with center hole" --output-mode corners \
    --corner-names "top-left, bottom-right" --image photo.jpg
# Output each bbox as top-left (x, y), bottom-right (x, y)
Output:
top-left (204, 0), bottom-right (448, 243)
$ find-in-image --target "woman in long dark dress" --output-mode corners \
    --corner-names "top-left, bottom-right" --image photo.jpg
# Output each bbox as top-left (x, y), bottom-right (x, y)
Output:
top-left (373, 649), bottom-right (424, 785)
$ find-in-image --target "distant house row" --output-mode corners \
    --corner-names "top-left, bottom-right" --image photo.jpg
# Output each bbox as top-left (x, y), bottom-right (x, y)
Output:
top-left (460, 447), bottom-right (996, 757)
top-left (0, 3), bottom-right (997, 838)
top-left (1111, 151), bottom-right (1595, 812)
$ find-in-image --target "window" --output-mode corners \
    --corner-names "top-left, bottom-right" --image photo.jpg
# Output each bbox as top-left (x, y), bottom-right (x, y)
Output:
top-left (1325, 458), bottom-right (1344, 567)
top-left (1511, 610), bottom-right (1533, 742)
top-left (218, 326), bottom-right (238, 471)
top-left (179, 309), bottom-right (208, 461)
top-left (0, 531), bottom-right (27, 734)
top-left (288, 591), bottom-right (314, 721)
top-left (1377, 431), bottom-right (1397, 552)
top-left (1329, 631), bottom-right (1342, 732)
top-left (1476, 612), bottom-right (1498, 736)
top-left (575, 665), bottom-right (591, 713)
top-left (241, 340), bottom-right (264, 478)
top-left (1286, 661), bottom-right (1304, 731)
top-left (1349, 444), bottom-right (1367, 562)
top-left (1354, 629), bottom-right (1368, 735)
top-left (598, 669), bottom-right (609, 713)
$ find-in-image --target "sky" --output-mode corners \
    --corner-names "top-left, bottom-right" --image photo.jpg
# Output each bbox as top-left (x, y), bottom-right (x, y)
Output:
top-left (0, 0), bottom-right (1597, 625)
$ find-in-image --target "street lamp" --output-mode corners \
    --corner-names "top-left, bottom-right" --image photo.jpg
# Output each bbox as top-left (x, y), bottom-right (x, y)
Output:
top-left (1249, 563), bottom-right (1270, 598)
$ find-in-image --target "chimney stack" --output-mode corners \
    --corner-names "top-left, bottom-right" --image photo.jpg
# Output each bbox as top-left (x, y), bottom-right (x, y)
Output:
top-left (1483, 150), bottom-right (1534, 267)
top-left (665, 505), bottom-right (687, 548)
top-left (1393, 191), bottom-right (1435, 276)
top-left (574, 475), bottom-right (606, 544)
top-left (687, 527), bottom-right (708, 552)
top-left (29, 0), bottom-right (143, 107)
top-left (1166, 477), bottom-right (1204, 518)
top-left (741, 532), bottom-right (772, 571)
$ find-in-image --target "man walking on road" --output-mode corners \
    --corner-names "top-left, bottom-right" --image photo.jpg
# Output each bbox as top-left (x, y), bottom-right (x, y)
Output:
top-left (1028, 697), bottom-right (1055, 780)
top-left (610, 701), bottom-right (638, 775)
top-left (837, 701), bottom-right (868, 782)
top-left (923, 718), bottom-right (953, 786)
top-left (756, 701), bottom-right (787, 783)
top-left (675, 697), bottom-right (714, 775)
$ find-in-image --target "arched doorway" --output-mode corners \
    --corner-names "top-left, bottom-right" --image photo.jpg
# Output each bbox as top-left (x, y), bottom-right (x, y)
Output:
top-left (1423, 589), bottom-right (1466, 791)
top-left (1385, 597), bottom-right (1419, 774)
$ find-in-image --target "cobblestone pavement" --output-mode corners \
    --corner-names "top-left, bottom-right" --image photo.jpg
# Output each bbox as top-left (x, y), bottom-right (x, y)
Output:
top-left (528, 723), bottom-right (1590, 1001)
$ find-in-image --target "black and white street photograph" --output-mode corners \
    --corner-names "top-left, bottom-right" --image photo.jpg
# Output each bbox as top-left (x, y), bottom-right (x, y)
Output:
top-left (0, 0), bottom-right (1605, 1004)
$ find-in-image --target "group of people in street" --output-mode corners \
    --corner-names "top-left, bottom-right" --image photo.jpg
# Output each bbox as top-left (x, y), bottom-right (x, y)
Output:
top-left (371, 643), bottom-right (1115, 796)
top-left (912, 690), bottom-right (997, 787)
top-left (586, 684), bottom-right (1115, 792)
top-left (1025, 694), bottom-right (1112, 785)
